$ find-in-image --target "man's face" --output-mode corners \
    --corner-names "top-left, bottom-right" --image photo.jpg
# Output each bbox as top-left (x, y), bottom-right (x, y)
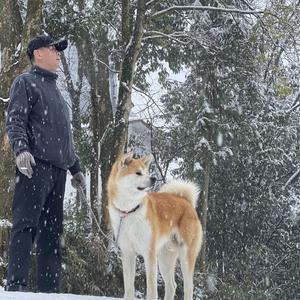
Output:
top-left (33, 45), bottom-right (61, 72)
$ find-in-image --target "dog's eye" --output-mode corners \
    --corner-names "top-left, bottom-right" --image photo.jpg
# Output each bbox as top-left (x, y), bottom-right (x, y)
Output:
top-left (136, 172), bottom-right (142, 176)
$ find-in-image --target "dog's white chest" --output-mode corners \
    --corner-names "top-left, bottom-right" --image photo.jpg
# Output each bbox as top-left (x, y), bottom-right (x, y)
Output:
top-left (109, 206), bottom-right (152, 255)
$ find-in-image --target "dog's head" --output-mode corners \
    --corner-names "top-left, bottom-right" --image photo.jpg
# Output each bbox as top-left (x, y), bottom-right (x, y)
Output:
top-left (107, 153), bottom-right (156, 209)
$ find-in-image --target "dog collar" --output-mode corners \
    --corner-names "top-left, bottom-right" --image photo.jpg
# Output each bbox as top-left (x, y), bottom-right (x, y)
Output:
top-left (113, 203), bottom-right (141, 215)
top-left (113, 203), bottom-right (141, 247)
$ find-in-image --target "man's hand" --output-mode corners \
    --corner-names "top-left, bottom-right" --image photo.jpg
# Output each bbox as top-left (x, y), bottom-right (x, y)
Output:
top-left (16, 151), bottom-right (36, 178)
top-left (71, 171), bottom-right (85, 190)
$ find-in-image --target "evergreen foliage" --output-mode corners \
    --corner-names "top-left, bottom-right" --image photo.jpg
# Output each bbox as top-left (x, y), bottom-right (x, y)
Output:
top-left (1, 1), bottom-right (300, 299)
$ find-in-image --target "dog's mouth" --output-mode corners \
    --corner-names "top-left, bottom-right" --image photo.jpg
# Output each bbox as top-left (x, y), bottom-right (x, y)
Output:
top-left (137, 186), bottom-right (151, 191)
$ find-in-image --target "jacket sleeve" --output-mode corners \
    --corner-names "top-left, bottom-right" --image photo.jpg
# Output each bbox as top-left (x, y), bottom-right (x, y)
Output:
top-left (68, 124), bottom-right (82, 175)
top-left (5, 76), bottom-right (31, 156)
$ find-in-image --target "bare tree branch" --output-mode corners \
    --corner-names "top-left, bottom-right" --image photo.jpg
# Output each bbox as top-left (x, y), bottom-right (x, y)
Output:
top-left (151, 5), bottom-right (265, 18)
top-left (131, 85), bottom-right (169, 121)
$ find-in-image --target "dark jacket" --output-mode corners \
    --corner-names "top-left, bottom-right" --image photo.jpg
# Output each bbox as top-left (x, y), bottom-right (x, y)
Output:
top-left (6, 65), bottom-right (80, 175)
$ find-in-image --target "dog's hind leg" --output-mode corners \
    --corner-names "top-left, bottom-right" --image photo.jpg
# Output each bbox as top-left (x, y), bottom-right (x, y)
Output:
top-left (158, 244), bottom-right (178, 300)
top-left (121, 251), bottom-right (136, 300)
top-left (179, 244), bottom-right (198, 300)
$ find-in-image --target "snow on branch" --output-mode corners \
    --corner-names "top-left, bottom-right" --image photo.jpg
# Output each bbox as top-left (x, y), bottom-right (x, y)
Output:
top-left (143, 30), bottom-right (189, 45)
top-left (146, 0), bottom-right (157, 6)
top-left (121, 81), bottom-right (130, 92)
top-left (95, 59), bottom-right (119, 73)
top-left (287, 102), bottom-right (300, 113)
top-left (0, 96), bottom-right (9, 102)
top-left (0, 219), bottom-right (12, 228)
top-left (284, 168), bottom-right (300, 189)
top-left (287, 92), bottom-right (300, 113)
top-left (152, 5), bottom-right (265, 18)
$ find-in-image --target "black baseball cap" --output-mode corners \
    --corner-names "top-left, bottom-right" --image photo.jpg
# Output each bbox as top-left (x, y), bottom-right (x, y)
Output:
top-left (27, 35), bottom-right (68, 60)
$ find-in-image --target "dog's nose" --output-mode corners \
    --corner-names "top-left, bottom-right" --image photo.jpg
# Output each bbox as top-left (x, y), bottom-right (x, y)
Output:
top-left (150, 177), bottom-right (156, 183)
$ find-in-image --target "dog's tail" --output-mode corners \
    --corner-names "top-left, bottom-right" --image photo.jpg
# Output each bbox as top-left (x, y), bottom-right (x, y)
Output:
top-left (159, 180), bottom-right (200, 207)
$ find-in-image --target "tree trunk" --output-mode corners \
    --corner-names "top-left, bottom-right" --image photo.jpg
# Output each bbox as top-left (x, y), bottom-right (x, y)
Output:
top-left (60, 50), bottom-right (92, 232)
top-left (60, 51), bottom-right (83, 148)
top-left (77, 36), bottom-right (104, 234)
top-left (0, 0), bottom-right (44, 261)
top-left (199, 162), bottom-right (210, 273)
top-left (96, 40), bottom-right (114, 237)
top-left (112, 0), bottom-right (146, 160)
top-left (90, 82), bottom-right (101, 234)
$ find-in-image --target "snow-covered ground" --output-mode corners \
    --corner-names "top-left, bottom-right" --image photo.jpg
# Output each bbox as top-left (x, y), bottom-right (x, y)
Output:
top-left (0, 290), bottom-right (122, 300)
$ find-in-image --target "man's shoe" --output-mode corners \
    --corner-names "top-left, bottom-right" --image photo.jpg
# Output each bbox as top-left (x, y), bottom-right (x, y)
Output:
top-left (5, 284), bottom-right (28, 292)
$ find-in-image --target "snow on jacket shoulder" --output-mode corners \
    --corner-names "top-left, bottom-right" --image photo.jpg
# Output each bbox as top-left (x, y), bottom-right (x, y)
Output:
top-left (6, 65), bottom-right (80, 174)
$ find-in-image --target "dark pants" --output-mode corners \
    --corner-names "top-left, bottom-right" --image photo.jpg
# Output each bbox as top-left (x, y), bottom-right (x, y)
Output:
top-left (7, 159), bottom-right (66, 293)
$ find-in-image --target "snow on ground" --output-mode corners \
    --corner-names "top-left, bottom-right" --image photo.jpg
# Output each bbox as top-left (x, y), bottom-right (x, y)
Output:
top-left (0, 290), bottom-right (122, 300)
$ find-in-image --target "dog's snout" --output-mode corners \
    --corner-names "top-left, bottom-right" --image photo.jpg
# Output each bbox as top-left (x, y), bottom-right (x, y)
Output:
top-left (150, 177), bottom-right (156, 184)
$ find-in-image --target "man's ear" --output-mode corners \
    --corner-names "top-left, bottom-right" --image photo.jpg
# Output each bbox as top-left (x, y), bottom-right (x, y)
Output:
top-left (119, 152), bottom-right (134, 167)
top-left (141, 154), bottom-right (153, 168)
top-left (33, 49), bottom-right (42, 61)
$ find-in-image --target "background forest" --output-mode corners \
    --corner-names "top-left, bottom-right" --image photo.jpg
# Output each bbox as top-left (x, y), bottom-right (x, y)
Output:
top-left (0, 0), bottom-right (300, 299)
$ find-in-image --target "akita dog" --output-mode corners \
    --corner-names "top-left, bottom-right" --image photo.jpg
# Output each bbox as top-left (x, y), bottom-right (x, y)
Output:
top-left (107, 153), bottom-right (203, 300)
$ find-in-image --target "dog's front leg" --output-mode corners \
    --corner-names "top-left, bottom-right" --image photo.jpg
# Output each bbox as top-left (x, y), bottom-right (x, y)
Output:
top-left (121, 251), bottom-right (136, 300)
top-left (145, 252), bottom-right (158, 300)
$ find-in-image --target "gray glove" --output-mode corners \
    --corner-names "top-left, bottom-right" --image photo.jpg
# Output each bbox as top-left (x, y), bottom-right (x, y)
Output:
top-left (16, 151), bottom-right (36, 178)
top-left (71, 171), bottom-right (85, 190)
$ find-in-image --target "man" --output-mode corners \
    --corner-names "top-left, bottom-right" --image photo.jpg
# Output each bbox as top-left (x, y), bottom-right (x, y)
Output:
top-left (5, 35), bottom-right (85, 293)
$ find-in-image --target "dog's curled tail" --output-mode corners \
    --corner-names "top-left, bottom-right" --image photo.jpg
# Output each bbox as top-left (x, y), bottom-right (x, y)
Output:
top-left (159, 180), bottom-right (200, 207)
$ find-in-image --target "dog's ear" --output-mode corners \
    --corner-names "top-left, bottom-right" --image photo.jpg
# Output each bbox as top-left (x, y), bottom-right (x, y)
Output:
top-left (141, 154), bottom-right (153, 168)
top-left (120, 152), bottom-right (134, 167)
